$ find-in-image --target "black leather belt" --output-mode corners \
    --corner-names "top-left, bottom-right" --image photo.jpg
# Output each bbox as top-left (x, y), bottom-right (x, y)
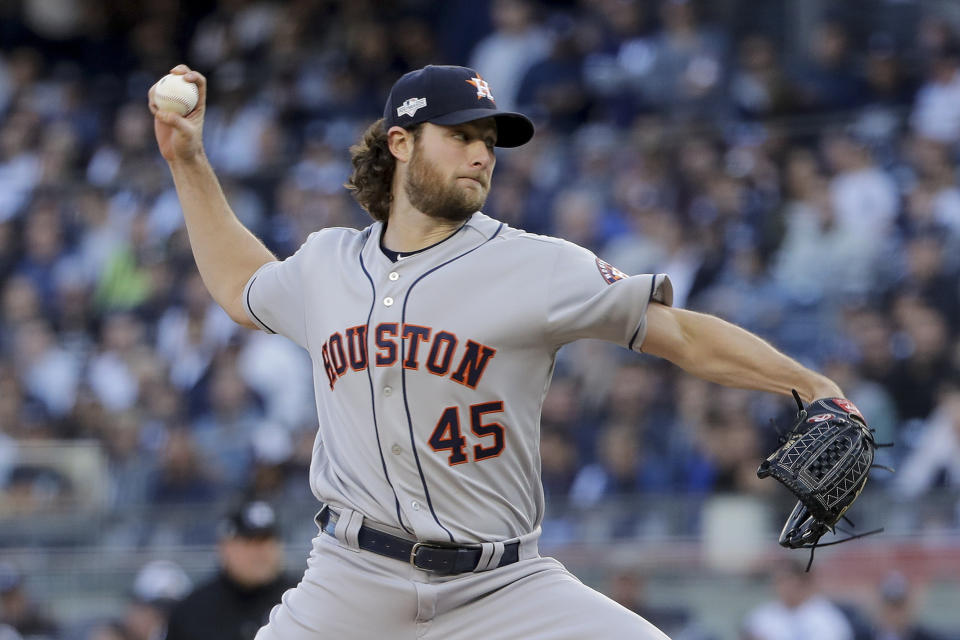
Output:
top-left (316, 507), bottom-right (520, 575)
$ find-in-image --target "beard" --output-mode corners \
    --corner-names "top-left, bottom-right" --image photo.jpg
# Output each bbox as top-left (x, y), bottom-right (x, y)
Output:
top-left (404, 148), bottom-right (488, 223)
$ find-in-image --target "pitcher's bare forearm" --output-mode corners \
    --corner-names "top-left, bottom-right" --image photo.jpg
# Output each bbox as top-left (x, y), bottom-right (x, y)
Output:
top-left (149, 65), bottom-right (274, 328)
top-left (641, 303), bottom-right (843, 402)
top-left (169, 153), bottom-right (275, 326)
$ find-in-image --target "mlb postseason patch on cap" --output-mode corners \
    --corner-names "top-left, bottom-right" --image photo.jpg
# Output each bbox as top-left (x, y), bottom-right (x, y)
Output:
top-left (383, 65), bottom-right (534, 148)
top-left (397, 97), bottom-right (427, 118)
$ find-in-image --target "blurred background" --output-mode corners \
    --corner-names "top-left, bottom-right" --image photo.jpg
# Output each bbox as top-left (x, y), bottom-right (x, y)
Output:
top-left (1, 0), bottom-right (960, 638)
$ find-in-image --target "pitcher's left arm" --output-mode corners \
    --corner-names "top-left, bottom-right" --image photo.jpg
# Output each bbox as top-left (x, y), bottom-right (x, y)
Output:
top-left (640, 302), bottom-right (843, 403)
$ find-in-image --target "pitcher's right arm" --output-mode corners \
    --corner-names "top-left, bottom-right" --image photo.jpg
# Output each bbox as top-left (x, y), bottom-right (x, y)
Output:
top-left (149, 65), bottom-right (275, 328)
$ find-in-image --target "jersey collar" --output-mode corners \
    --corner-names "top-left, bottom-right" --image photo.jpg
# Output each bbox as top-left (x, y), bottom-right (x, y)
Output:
top-left (366, 212), bottom-right (503, 267)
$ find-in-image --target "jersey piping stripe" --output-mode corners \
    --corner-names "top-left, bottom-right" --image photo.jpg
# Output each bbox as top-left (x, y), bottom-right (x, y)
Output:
top-left (627, 276), bottom-right (657, 351)
top-left (399, 222), bottom-right (504, 542)
top-left (359, 235), bottom-right (412, 535)
top-left (245, 275), bottom-right (277, 334)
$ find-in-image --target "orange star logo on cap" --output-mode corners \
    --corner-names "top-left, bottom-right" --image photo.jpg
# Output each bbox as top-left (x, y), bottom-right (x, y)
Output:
top-left (466, 75), bottom-right (494, 101)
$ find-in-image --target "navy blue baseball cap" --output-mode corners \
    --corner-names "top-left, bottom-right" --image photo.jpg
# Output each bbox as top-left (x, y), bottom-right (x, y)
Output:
top-left (383, 65), bottom-right (535, 148)
top-left (219, 500), bottom-right (279, 539)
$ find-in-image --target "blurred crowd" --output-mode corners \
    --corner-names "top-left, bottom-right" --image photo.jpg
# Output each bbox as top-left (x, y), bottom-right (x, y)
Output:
top-left (0, 0), bottom-right (960, 569)
top-left (3, 0), bottom-right (960, 636)
top-left (3, 550), bottom-right (956, 640)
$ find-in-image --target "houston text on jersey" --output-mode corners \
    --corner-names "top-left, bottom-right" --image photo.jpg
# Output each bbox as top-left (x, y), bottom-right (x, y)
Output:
top-left (320, 323), bottom-right (496, 390)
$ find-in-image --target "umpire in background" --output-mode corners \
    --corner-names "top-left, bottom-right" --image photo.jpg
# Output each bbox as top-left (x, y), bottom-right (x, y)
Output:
top-left (165, 501), bottom-right (297, 640)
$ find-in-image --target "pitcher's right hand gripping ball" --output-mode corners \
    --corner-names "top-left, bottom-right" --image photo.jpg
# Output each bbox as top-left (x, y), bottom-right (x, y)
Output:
top-left (758, 392), bottom-right (877, 550)
top-left (153, 73), bottom-right (199, 116)
top-left (148, 66), bottom-right (206, 164)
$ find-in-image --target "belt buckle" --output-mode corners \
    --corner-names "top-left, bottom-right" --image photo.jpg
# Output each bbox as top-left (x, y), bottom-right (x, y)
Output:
top-left (409, 542), bottom-right (447, 571)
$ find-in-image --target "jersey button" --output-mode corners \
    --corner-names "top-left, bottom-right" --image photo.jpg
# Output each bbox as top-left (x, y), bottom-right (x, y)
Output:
top-left (383, 386), bottom-right (392, 396)
top-left (411, 501), bottom-right (421, 511)
top-left (383, 297), bottom-right (394, 306)
top-left (389, 272), bottom-right (399, 281)
top-left (391, 444), bottom-right (402, 455)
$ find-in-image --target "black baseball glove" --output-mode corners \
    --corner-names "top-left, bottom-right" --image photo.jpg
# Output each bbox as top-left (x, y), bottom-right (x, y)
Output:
top-left (758, 391), bottom-right (885, 568)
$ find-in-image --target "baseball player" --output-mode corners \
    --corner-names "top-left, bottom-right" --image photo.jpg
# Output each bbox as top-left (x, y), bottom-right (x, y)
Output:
top-left (149, 64), bottom-right (847, 639)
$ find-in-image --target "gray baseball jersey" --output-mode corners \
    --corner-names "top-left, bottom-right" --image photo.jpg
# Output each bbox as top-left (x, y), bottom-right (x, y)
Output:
top-left (243, 212), bottom-right (672, 545)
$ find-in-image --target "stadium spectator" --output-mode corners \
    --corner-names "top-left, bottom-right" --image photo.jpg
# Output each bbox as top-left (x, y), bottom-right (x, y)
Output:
top-left (0, 562), bottom-right (58, 640)
top-left (822, 129), bottom-right (899, 296)
top-left (12, 317), bottom-right (79, 418)
top-left (608, 570), bottom-right (715, 640)
top-left (86, 312), bottom-right (150, 412)
top-left (191, 357), bottom-right (264, 486)
top-left (910, 45), bottom-right (960, 144)
top-left (790, 19), bottom-right (866, 112)
top-left (895, 374), bottom-right (960, 498)
top-left (155, 271), bottom-right (236, 391)
top-left (147, 427), bottom-right (220, 505)
top-left (643, 0), bottom-right (728, 119)
top-left (569, 420), bottom-right (682, 537)
top-left (0, 108), bottom-right (41, 223)
top-left (868, 571), bottom-right (952, 640)
top-left (15, 195), bottom-right (69, 309)
top-left (82, 621), bottom-right (128, 640)
top-left (885, 300), bottom-right (954, 421)
top-left (688, 387), bottom-right (771, 496)
top-left (469, 0), bottom-right (552, 111)
top-left (539, 425), bottom-right (579, 503)
top-left (742, 561), bottom-right (854, 640)
top-left (771, 147), bottom-right (840, 304)
top-left (515, 14), bottom-right (592, 133)
top-left (244, 422), bottom-right (296, 502)
top-left (891, 229), bottom-right (960, 330)
top-left (165, 501), bottom-right (297, 640)
top-left (123, 560), bottom-right (192, 640)
top-left (729, 34), bottom-right (797, 120)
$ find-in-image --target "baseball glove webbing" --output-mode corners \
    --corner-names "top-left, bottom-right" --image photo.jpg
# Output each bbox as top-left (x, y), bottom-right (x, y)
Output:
top-left (758, 390), bottom-right (893, 571)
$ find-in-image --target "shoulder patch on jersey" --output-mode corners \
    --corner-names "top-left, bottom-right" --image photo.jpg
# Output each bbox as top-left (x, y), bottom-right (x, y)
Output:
top-left (595, 258), bottom-right (628, 284)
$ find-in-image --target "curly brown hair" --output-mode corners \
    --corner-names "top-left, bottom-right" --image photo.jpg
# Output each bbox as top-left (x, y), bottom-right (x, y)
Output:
top-left (345, 119), bottom-right (421, 222)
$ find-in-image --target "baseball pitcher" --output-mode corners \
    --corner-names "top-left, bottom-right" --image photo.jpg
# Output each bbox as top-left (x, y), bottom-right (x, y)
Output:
top-left (150, 64), bottom-right (858, 639)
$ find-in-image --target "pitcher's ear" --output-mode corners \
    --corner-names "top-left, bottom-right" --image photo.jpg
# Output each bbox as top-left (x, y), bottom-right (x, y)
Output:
top-left (387, 126), bottom-right (415, 163)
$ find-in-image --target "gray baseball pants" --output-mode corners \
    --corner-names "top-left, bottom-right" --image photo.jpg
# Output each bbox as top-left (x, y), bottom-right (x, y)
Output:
top-left (254, 507), bottom-right (670, 639)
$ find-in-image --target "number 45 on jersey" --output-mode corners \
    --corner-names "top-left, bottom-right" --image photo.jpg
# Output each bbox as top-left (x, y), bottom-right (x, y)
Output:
top-left (429, 401), bottom-right (505, 465)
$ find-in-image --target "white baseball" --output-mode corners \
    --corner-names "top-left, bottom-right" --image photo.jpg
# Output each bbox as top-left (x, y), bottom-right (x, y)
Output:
top-left (154, 73), bottom-right (199, 116)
